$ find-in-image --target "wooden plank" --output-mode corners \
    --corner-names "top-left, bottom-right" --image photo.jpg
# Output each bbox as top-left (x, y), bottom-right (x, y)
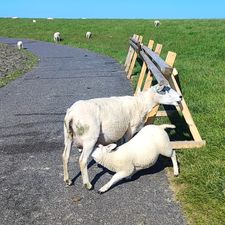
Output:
top-left (156, 110), bottom-right (177, 117)
top-left (134, 40), bottom-right (154, 95)
top-left (125, 34), bottom-right (138, 73)
top-left (171, 140), bottom-right (206, 149)
top-left (142, 45), bottom-right (173, 76)
top-left (127, 35), bottom-right (143, 79)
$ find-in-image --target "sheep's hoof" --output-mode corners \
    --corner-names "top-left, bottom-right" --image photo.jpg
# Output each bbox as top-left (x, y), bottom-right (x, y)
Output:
top-left (84, 182), bottom-right (92, 190)
top-left (65, 179), bottom-right (73, 186)
top-left (174, 171), bottom-right (179, 177)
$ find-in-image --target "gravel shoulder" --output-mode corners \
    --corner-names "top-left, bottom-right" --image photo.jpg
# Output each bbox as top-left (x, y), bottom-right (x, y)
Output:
top-left (0, 42), bottom-right (37, 87)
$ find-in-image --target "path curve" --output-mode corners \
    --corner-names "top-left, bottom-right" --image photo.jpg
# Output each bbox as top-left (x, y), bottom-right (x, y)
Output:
top-left (0, 37), bottom-right (186, 225)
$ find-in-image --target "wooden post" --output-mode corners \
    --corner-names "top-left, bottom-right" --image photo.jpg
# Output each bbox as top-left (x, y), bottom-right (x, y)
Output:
top-left (134, 40), bottom-right (154, 95)
top-left (125, 34), bottom-right (138, 73)
top-left (142, 43), bottom-right (163, 92)
top-left (127, 35), bottom-right (143, 79)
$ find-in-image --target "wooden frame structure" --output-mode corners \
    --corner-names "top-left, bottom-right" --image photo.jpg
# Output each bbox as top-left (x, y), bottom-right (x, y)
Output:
top-left (124, 34), bottom-right (206, 149)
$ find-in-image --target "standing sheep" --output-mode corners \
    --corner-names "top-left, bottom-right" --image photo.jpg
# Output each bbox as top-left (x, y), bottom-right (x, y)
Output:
top-left (17, 41), bottom-right (23, 49)
top-left (86, 31), bottom-right (92, 39)
top-left (92, 124), bottom-right (179, 193)
top-left (62, 83), bottom-right (182, 189)
top-left (154, 20), bottom-right (161, 27)
top-left (53, 32), bottom-right (61, 42)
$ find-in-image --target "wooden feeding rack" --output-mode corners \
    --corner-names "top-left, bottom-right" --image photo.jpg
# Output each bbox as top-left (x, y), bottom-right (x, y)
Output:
top-left (124, 34), bottom-right (206, 149)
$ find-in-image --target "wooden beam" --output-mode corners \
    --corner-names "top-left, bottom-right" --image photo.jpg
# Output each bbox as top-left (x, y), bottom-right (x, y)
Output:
top-left (139, 50), bottom-right (168, 85)
top-left (142, 45), bottom-right (173, 76)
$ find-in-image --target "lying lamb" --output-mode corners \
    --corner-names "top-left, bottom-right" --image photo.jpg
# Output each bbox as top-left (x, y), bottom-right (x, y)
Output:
top-left (92, 124), bottom-right (179, 193)
top-left (86, 31), bottom-right (92, 39)
top-left (53, 32), bottom-right (61, 42)
top-left (63, 83), bottom-right (182, 189)
top-left (17, 41), bottom-right (23, 49)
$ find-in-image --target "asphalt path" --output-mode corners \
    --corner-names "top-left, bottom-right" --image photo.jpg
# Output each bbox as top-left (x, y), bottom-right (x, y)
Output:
top-left (0, 37), bottom-right (186, 225)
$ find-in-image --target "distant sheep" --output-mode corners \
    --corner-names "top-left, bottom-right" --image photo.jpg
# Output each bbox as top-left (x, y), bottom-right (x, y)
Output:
top-left (17, 41), bottom-right (23, 49)
top-left (53, 32), bottom-right (61, 42)
top-left (33, 19), bottom-right (36, 23)
top-left (92, 124), bottom-right (179, 193)
top-left (154, 20), bottom-right (161, 27)
top-left (86, 31), bottom-right (92, 39)
top-left (62, 83), bottom-right (182, 189)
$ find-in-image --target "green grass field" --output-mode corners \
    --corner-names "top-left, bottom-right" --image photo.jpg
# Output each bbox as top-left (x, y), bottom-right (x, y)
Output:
top-left (0, 18), bottom-right (224, 225)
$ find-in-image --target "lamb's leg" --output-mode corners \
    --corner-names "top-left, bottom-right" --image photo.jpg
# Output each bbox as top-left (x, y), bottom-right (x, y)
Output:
top-left (98, 170), bottom-right (133, 194)
top-left (171, 150), bottom-right (179, 176)
top-left (79, 141), bottom-right (96, 190)
top-left (62, 136), bottom-right (73, 186)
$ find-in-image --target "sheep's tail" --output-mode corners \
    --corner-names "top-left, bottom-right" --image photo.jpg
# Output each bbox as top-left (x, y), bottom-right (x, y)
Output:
top-left (64, 110), bottom-right (74, 139)
top-left (159, 124), bottom-right (176, 130)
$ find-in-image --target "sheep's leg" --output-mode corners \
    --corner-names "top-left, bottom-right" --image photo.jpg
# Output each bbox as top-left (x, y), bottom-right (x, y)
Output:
top-left (171, 150), bottom-right (179, 176)
top-left (79, 141), bottom-right (96, 190)
top-left (62, 137), bottom-right (73, 186)
top-left (98, 170), bottom-right (133, 193)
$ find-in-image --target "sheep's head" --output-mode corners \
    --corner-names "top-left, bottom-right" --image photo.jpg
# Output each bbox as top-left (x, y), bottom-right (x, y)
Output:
top-left (153, 82), bottom-right (182, 106)
top-left (92, 143), bottom-right (117, 162)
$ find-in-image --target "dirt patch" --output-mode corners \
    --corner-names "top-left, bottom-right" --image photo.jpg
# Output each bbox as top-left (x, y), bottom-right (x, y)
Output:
top-left (0, 43), bottom-right (31, 78)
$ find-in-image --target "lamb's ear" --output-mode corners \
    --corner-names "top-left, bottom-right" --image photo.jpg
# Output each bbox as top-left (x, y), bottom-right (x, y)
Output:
top-left (106, 143), bottom-right (117, 152)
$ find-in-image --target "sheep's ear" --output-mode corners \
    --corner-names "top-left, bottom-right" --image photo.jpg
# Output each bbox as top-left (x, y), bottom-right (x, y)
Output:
top-left (156, 81), bottom-right (165, 92)
top-left (106, 143), bottom-right (117, 152)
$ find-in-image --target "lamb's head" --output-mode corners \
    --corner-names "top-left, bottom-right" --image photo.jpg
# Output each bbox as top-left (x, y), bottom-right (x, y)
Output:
top-left (153, 82), bottom-right (182, 106)
top-left (92, 143), bottom-right (117, 163)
